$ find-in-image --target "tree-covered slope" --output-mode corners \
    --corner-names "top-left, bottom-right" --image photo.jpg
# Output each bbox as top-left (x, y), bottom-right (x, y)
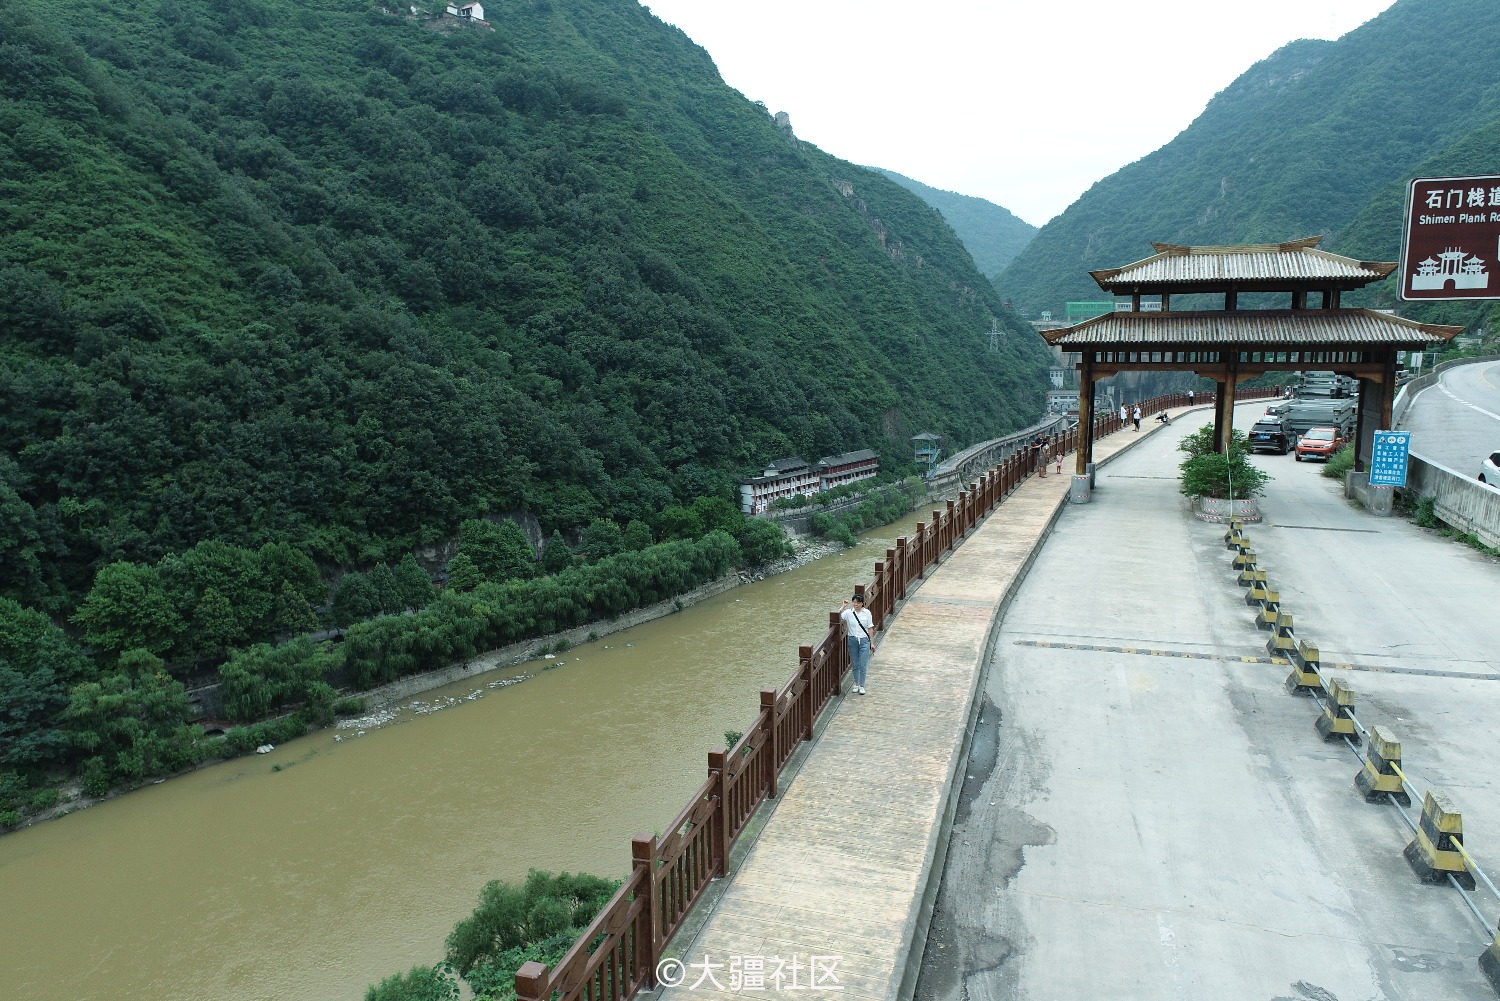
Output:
top-left (870, 168), bottom-right (1036, 276)
top-left (994, 0), bottom-right (1500, 325)
top-left (0, 0), bottom-right (1052, 610)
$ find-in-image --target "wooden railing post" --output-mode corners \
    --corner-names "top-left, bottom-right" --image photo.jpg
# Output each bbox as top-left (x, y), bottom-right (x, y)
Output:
top-left (633, 834), bottom-right (661, 987)
top-left (761, 690), bottom-right (779, 798)
top-left (515, 962), bottom-right (549, 1001)
top-left (829, 610), bottom-right (845, 693)
top-left (890, 543), bottom-right (904, 600)
top-left (707, 750), bottom-right (731, 875)
top-left (945, 500), bottom-right (956, 549)
top-left (798, 645), bottom-right (815, 740)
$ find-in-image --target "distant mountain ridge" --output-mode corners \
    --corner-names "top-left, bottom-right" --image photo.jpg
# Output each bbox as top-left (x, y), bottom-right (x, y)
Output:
top-left (870, 168), bottom-right (1036, 276)
top-left (993, 0), bottom-right (1500, 336)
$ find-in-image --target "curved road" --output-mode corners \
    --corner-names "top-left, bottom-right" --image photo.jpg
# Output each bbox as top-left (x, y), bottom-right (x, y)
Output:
top-left (1401, 358), bottom-right (1500, 476)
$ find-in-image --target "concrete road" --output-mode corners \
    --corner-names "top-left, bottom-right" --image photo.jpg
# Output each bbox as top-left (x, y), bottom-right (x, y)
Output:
top-left (916, 407), bottom-right (1500, 1001)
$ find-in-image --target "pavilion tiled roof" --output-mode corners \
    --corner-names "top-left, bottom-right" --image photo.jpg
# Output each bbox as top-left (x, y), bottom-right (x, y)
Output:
top-left (1089, 237), bottom-right (1397, 290)
top-left (1041, 308), bottom-right (1462, 348)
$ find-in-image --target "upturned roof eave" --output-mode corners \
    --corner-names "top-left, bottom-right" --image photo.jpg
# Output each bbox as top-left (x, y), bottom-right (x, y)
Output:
top-left (1087, 238), bottom-right (1398, 291)
top-left (1039, 308), bottom-right (1464, 348)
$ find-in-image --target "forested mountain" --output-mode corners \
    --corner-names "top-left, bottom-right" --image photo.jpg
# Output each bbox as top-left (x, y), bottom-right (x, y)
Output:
top-left (871, 168), bottom-right (1036, 275)
top-left (995, 0), bottom-right (1500, 337)
top-left (0, 0), bottom-right (1052, 613)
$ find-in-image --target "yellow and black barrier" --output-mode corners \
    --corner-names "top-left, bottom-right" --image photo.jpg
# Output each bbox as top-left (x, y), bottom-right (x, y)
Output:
top-left (1285, 638), bottom-right (1321, 693)
top-left (1402, 789), bottom-right (1476, 890)
top-left (1265, 610), bottom-right (1295, 657)
top-left (1237, 566), bottom-right (1267, 589)
top-left (1232, 547), bottom-right (1256, 575)
top-left (1255, 588), bottom-right (1281, 630)
top-left (1314, 676), bottom-right (1357, 741)
top-left (1354, 725), bottom-right (1409, 805)
top-left (1480, 927), bottom-right (1500, 995)
top-left (1223, 520), bottom-right (1245, 550)
top-left (1245, 575), bottom-right (1271, 606)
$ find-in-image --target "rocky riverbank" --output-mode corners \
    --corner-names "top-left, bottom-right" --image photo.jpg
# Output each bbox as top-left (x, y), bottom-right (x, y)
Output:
top-left (311, 536), bottom-right (849, 733)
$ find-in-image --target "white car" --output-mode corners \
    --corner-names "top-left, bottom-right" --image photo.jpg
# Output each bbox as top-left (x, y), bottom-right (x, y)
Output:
top-left (1481, 451), bottom-right (1500, 486)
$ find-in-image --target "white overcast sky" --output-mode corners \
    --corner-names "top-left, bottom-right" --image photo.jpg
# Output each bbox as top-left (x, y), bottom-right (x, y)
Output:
top-left (639, 0), bottom-right (1399, 226)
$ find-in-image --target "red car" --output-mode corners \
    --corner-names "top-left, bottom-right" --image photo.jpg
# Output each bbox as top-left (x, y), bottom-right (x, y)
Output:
top-left (1295, 426), bottom-right (1344, 462)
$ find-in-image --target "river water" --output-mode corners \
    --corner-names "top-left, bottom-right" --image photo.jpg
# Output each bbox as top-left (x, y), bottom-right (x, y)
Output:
top-left (0, 516), bottom-right (929, 1001)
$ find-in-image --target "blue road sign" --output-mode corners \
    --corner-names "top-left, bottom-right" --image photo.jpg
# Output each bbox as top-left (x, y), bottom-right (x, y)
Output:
top-left (1369, 431), bottom-right (1411, 487)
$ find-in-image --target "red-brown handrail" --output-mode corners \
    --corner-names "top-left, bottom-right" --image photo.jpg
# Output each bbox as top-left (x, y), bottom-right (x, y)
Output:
top-left (514, 388), bottom-right (1274, 1001)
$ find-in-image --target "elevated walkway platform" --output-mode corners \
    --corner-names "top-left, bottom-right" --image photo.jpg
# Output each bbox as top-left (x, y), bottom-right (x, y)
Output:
top-left (654, 421), bottom-right (1155, 999)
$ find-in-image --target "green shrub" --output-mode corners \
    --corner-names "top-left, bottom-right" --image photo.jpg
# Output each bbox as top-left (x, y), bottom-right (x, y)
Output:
top-left (0, 810), bottom-right (20, 830)
top-left (364, 963), bottom-right (458, 1001)
top-left (445, 870), bottom-right (620, 979)
top-left (334, 697), bottom-right (367, 716)
top-left (80, 757), bottom-right (111, 798)
top-left (1415, 496), bottom-right (1439, 528)
top-left (1322, 443), bottom-right (1356, 479)
top-left (1177, 428), bottom-right (1268, 499)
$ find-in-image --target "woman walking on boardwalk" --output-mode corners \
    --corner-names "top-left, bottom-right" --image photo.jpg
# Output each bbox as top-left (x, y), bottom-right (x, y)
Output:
top-left (839, 594), bottom-right (876, 695)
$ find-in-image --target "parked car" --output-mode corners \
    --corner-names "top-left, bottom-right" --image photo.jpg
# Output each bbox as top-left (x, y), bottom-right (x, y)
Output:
top-left (1249, 418), bottom-right (1294, 455)
top-left (1480, 451), bottom-right (1500, 486)
top-left (1295, 426), bottom-right (1344, 462)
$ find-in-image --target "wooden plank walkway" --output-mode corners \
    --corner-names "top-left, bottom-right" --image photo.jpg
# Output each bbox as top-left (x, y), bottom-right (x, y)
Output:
top-left (654, 427), bottom-right (1153, 1000)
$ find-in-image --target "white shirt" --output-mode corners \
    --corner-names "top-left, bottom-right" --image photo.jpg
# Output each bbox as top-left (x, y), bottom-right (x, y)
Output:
top-left (840, 606), bottom-right (874, 640)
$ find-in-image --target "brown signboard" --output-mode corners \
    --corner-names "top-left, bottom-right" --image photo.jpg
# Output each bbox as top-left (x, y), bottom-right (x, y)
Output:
top-left (1399, 174), bottom-right (1500, 301)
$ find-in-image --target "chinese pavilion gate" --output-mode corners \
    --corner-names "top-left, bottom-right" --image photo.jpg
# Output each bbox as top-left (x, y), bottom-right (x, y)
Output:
top-left (1041, 238), bottom-right (1463, 476)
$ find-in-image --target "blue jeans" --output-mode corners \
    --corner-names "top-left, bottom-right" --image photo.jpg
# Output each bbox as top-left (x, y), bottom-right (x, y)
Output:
top-left (847, 635), bottom-right (871, 688)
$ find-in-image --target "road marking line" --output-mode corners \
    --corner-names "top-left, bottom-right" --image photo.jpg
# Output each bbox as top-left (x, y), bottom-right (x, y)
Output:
top-left (1014, 639), bottom-right (1500, 680)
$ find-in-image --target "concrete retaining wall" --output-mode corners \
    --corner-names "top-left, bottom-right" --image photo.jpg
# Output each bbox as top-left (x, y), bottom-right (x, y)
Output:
top-left (1405, 454), bottom-right (1500, 549)
top-left (1389, 354), bottom-right (1500, 548)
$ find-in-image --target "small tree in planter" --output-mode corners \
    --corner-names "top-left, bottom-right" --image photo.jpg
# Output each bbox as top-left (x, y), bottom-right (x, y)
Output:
top-left (1178, 426), bottom-right (1269, 521)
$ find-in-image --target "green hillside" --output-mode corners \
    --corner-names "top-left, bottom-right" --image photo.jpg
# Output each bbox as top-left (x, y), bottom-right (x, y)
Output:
top-left (871, 168), bottom-right (1036, 275)
top-left (994, 0), bottom-right (1500, 335)
top-left (0, 0), bottom-right (1052, 611)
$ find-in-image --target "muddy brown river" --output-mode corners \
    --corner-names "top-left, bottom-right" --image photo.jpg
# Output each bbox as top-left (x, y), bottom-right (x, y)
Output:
top-left (0, 516), bottom-right (928, 1001)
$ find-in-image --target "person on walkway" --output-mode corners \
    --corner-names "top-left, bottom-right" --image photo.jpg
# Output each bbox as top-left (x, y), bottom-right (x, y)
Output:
top-left (1054, 450), bottom-right (1063, 475)
top-left (1119, 403), bottom-right (1128, 427)
top-left (1132, 404), bottom-right (1141, 431)
top-left (1029, 433), bottom-right (1046, 475)
top-left (1187, 389), bottom-right (1195, 406)
top-left (839, 594), bottom-right (876, 695)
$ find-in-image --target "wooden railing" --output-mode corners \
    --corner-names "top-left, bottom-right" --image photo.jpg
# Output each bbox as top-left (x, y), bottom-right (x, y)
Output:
top-left (514, 389), bottom-right (1271, 1001)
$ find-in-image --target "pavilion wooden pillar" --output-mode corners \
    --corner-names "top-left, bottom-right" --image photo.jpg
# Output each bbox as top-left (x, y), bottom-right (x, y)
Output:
top-left (1076, 353), bottom-right (1096, 474)
top-left (1353, 350), bottom-right (1399, 473)
top-left (1213, 352), bottom-right (1239, 454)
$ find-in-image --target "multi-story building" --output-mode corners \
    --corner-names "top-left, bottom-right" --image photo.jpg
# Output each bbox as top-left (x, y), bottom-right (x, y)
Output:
top-left (739, 451), bottom-right (880, 514)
